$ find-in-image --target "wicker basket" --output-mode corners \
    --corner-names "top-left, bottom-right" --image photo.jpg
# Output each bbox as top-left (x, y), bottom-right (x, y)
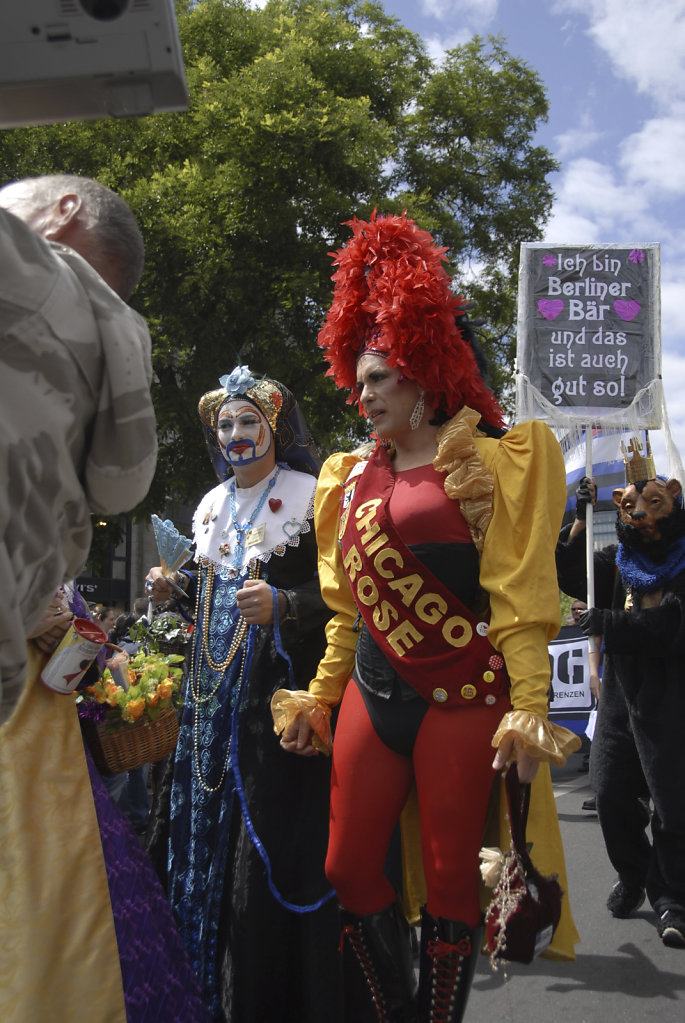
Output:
top-left (88, 708), bottom-right (179, 775)
top-left (156, 639), bottom-right (188, 657)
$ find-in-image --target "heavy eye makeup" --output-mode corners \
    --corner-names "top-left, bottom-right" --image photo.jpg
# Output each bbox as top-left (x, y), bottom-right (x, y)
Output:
top-left (356, 369), bottom-right (388, 390)
top-left (218, 413), bottom-right (260, 431)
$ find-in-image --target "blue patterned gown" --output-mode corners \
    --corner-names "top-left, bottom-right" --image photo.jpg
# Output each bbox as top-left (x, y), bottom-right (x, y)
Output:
top-left (149, 531), bottom-right (342, 1023)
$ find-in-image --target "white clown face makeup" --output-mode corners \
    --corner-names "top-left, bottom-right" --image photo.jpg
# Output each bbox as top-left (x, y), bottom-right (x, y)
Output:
top-left (217, 399), bottom-right (274, 468)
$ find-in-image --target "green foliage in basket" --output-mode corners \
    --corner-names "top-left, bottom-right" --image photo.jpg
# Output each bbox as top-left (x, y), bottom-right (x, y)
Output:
top-left (80, 648), bottom-right (185, 727)
top-left (129, 612), bottom-right (194, 650)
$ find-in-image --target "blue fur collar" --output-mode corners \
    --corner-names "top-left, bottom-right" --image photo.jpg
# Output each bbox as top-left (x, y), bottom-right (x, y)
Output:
top-left (617, 536), bottom-right (685, 593)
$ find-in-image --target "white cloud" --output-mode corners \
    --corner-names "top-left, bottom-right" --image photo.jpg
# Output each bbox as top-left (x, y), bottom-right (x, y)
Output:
top-left (619, 112), bottom-right (685, 197)
top-left (543, 157), bottom-right (685, 297)
top-left (421, 0), bottom-right (499, 26)
top-left (424, 29), bottom-right (473, 64)
top-left (554, 125), bottom-right (602, 161)
top-left (547, 158), bottom-right (649, 235)
top-left (662, 277), bottom-right (685, 345)
top-left (542, 204), bottom-right (602, 245)
top-left (555, 0), bottom-right (685, 106)
top-left (662, 350), bottom-right (685, 402)
top-left (659, 349), bottom-right (685, 466)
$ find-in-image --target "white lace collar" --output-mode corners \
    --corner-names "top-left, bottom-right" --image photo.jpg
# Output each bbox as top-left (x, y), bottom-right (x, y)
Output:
top-left (193, 466), bottom-right (316, 577)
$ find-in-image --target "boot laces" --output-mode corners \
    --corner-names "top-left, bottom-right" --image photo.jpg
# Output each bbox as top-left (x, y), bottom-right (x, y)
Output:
top-left (426, 935), bottom-right (472, 1020)
top-left (340, 924), bottom-right (388, 1023)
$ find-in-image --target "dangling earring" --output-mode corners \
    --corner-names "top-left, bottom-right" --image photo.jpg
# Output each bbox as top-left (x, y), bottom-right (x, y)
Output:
top-left (409, 390), bottom-right (425, 431)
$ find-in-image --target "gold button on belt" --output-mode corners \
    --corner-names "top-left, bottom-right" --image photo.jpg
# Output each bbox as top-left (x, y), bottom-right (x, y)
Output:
top-left (460, 684), bottom-right (477, 700)
top-left (432, 687), bottom-right (448, 703)
top-left (483, 670), bottom-right (495, 683)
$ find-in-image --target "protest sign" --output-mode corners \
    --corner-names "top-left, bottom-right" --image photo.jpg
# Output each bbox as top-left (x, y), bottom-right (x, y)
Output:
top-left (516, 243), bottom-right (661, 428)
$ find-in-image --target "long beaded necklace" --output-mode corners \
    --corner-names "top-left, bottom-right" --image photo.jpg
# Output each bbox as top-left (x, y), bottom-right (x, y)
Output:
top-left (189, 560), bottom-right (260, 791)
top-left (192, 640), bottom-right (249, 794)
top-left (189, 561), bottom-right (260, 690)
top-left (228, 465), bottom-right (282, 573)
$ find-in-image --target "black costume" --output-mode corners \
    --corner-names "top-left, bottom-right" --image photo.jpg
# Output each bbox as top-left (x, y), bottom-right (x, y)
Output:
top-left (147, 371), bottom-right (342, 1022)
top-left (556, 524), bottom-right (685, 916)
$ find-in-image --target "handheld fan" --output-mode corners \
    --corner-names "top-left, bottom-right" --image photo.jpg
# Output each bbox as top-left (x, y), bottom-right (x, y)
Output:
top-left (148, 514), bottom-right (194, 599)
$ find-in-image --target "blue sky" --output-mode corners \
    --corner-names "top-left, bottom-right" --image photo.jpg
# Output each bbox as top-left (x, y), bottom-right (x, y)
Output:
top-left (377, 0), bottom-right (685, 467)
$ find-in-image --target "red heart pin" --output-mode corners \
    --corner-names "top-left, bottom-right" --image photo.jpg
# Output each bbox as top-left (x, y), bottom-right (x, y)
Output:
top-left (269, 498), bottom-right (282, 512)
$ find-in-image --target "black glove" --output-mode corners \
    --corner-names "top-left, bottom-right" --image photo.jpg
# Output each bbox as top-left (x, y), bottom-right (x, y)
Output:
top-left (579, 607), bottom-right (604, 637)
top-left (575, 477), bottom-right (596, 520)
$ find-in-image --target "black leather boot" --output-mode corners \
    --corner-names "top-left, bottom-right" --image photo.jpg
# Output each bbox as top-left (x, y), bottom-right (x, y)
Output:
top-left (340, 900), bottom-right (418, 1023)
top-left (418, 908), bottom-right (481, 1023)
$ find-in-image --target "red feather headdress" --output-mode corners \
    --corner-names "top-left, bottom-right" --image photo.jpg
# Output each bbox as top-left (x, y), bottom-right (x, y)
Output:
top-left (318, 211), bottom-right (504, 427)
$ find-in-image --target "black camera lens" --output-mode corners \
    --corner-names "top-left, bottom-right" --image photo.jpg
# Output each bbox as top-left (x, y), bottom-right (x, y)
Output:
top-left (79, 0), bottom-right (130, 20)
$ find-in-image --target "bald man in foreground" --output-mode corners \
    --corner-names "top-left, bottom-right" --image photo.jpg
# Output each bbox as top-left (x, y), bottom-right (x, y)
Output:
top-left (0, 173), bottom-right (158, 724)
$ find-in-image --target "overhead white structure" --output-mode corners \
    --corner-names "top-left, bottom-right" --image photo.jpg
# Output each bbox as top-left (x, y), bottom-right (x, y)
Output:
top-left (0, 0), bottom-right (189, 128)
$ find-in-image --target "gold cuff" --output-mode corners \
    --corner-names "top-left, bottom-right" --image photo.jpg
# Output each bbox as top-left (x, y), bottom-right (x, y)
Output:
top-left (491, 710), bottom-right (581, 765)
top-left (271, 689), bottom-right (333, 754)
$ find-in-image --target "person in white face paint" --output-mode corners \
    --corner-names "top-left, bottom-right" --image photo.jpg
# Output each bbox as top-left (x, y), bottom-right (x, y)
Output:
top-left (145, 366), bottom-right (343, 1023)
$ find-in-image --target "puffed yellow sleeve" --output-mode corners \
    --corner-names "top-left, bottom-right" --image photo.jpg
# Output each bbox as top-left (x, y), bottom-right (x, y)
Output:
top-left (308, 452), bottom-right (361, 704)
top-left (477, 420), bottom-right (579, 762)
top-left (271, 452), bottom-right (361, 752)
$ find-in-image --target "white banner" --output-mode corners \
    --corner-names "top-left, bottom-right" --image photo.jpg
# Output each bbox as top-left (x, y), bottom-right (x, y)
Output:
top-left (548, 630), bottom-right (594, 714)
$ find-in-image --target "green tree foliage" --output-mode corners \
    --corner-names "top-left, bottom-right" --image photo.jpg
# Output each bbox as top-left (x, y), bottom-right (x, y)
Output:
top-left (0, 0), bottom-right (557, 513)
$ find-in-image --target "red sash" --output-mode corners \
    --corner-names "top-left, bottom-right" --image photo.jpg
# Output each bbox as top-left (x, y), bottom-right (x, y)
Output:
top-left (340, 446), bottom-right (509, 708)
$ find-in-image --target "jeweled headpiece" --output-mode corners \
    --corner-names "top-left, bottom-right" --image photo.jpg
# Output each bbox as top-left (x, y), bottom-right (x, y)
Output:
top-left (198, 365), bottom-right (284, 434)
top-left (621, 435), bottom-right (656, 484)
top-left (318, 211), bottom-right (504, 426)
top-left (198, 367), bottom-right (321, 482)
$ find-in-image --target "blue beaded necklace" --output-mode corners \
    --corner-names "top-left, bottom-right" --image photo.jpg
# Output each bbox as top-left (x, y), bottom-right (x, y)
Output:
top-left (228, 465), bottom-right (282, 572)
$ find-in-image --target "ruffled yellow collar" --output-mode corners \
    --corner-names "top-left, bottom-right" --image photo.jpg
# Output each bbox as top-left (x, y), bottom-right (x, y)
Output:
top-left (433, 406), bottom-right (494, 555)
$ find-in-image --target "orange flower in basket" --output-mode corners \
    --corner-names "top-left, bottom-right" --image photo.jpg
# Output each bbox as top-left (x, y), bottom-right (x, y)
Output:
top-left (104, 681), bottom-right (123, 706)
top-left (86, 684), bottom-right (108, 704)
top-left (158, 679), bottom-right (174, 700)
top-left (123, 697), bottom-right (146, 723)
top-left (147, 691), bottom-right (160, 707)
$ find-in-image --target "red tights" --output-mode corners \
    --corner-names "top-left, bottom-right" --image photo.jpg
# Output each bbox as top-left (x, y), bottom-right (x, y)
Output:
top-left (325, 681), bottom-right (503, 927)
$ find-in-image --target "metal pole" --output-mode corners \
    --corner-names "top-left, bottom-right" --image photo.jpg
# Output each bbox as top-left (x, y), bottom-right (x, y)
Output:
top-left (585, 428), bottom-right (596, 656)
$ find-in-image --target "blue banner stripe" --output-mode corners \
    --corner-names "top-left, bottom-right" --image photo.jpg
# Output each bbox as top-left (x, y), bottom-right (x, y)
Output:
top-left (565, 460), bottom-right (626, 510)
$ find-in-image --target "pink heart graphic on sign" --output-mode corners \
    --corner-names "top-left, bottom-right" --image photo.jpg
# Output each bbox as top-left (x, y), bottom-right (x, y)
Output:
top-left (537, 299), bottom-right (564, 321)
top-left (614, 300), bottom-right (641, 321)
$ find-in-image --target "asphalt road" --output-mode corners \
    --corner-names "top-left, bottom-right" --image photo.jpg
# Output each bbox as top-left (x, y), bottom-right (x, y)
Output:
top-left (468, 742), bottom-right (685, 1022)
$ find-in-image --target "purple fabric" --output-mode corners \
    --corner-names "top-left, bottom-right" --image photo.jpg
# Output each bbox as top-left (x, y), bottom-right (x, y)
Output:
top-left (85, 745), bottom-right (211, 1022)
top-left (68, 586), bottom-right (90, 619)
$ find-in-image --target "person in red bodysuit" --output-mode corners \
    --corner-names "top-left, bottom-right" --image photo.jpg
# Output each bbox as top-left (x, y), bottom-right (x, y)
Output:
top-left (272, 213), bottom-right (580, 1023)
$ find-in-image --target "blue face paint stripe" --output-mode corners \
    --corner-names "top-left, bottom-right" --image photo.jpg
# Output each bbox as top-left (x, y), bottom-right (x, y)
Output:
top-left (224, 439), bottom-right (273, 466)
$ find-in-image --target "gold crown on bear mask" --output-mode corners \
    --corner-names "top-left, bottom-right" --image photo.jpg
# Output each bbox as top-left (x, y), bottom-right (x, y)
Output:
top-left (621, 435), bottom-right (656, 484)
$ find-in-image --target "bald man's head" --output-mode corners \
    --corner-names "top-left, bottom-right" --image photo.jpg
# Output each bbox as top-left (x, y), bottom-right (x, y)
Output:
top-left (0, 174), bottom-right (144, 299)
